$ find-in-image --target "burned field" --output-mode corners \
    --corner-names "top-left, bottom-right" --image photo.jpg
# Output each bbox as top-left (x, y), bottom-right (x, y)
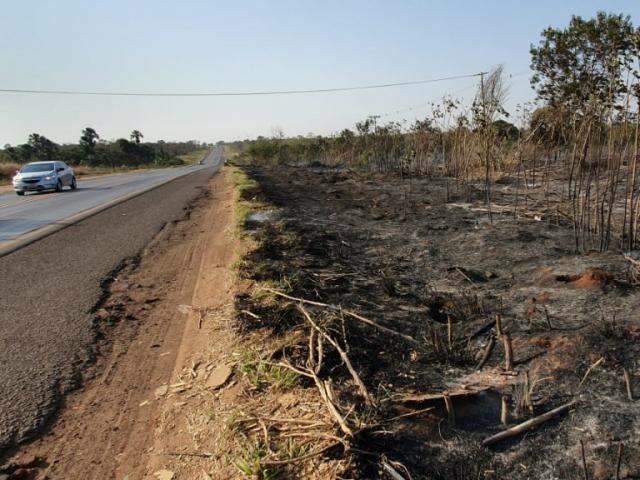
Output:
top-left (232, 164), bottom-right (640, 479)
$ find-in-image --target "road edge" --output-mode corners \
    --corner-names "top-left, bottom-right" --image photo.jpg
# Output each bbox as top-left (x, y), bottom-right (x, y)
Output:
top-left (0, 162), bottom-right (220, 258)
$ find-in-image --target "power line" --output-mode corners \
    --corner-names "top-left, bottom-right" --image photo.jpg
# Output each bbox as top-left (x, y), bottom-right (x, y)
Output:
top-left (0, 72), bottom-right (484, 97)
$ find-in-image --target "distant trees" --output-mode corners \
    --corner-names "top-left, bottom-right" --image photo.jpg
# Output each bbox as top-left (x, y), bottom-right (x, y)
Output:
top-left (28, 133), bottom-right (58, 160)
top-left (0, 128), bottom-right (202, 169)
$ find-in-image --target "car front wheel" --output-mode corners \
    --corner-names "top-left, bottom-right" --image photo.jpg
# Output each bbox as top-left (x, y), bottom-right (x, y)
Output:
top-left (16, 191), bottom-right (25, 196)
top-left (55, 180), bottom-right (63, 192)
top-left (70, 176), bottom-right (77, 190)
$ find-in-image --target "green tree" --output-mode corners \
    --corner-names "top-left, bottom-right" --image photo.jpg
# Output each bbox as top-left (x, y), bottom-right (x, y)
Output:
top-left (27, 133), bottom-right (58, 160)
top-left (79, 127), bottom-right (100, 163)
top-left (530, 12), bottom-right (636, 114)
top-left (492, 119), bottom-right (519, 142)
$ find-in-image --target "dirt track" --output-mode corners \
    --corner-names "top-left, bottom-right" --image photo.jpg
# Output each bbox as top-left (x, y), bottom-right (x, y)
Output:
top-left (1, 169), bottom-right (238, 479)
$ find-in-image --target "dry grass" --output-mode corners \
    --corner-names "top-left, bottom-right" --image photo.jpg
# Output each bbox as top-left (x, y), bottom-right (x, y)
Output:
top-left (0, 162), bottom-right (20, 182)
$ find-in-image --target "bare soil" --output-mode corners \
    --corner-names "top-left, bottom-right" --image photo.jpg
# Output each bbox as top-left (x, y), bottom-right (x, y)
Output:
top-left (233, 164), bottom-right (640, 479)
top-left (1, 169), bottom-right (240, 479)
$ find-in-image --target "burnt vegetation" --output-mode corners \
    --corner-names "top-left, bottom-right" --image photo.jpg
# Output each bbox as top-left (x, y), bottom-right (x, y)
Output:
top-left (225, 11), bottom-right (640, 480)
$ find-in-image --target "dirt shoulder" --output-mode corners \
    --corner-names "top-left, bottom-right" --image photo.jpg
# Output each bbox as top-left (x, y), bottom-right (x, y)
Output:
top-left (1, 168), bottom-right (239, 479)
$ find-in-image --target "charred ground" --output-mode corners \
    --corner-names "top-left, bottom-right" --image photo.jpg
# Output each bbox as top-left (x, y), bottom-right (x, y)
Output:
top-left (233, 163), bottom-right (640, 479)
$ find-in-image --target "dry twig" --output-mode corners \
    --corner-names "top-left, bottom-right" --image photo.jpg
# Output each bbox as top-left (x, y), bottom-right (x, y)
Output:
top-left (262, 287), bottom-right (420, 345)
top-left (482, 400), bottom-right (578, 446)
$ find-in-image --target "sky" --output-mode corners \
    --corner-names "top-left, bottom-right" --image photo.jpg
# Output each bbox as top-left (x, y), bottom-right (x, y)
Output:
top-left (1, 0), bottom-right (639, 146)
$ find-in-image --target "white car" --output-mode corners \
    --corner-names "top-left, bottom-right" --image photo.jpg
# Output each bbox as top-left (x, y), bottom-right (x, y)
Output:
top-left (12, 161), bottom-right (77, 196)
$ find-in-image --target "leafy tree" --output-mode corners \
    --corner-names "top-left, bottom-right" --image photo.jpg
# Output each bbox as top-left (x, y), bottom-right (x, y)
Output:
top-left (79, 127), bottom-right (100, 161)
top-left (130, 130), bottom-right (144, 144)
top-left (492, 119), bottom-right (519, 142)
top-left (530, 12), bottom-right (636, 114)
top-left (27, 133), bottom-right (58, 160)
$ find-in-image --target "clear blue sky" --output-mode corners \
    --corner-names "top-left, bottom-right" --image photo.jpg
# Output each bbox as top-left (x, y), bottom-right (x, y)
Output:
top-left (1, 0), bottom-right (639, 145)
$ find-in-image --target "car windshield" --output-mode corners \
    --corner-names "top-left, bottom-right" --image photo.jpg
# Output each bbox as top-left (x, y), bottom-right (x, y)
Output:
top-left (20, 163), bottom-right (55, 173)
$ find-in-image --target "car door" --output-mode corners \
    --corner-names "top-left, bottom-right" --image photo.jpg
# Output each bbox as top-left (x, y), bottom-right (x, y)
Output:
top-left (58, 162), bottom-right (71, 186)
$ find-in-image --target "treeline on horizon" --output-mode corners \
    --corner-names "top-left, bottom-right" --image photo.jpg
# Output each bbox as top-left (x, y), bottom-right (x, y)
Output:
top-left (0, 128), bottom-right (208, 169)
top-left (230, 11), bottom-right (640, 253)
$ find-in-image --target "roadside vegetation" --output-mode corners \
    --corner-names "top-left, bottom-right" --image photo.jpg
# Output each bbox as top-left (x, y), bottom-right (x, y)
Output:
top-left (221, 11), bottom-right (640, 479)
top-left (0, 128), bottom-right (209, 183)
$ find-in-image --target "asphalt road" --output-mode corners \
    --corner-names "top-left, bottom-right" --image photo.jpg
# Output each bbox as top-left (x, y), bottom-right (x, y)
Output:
top-left (0, 149), bottom-right (219, 249)
top-left (0, 147), bottom-right (222, 450)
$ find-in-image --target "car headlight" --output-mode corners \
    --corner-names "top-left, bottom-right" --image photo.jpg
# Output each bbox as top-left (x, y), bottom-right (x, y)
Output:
top-left (44, 175), bottom-right (55, 181)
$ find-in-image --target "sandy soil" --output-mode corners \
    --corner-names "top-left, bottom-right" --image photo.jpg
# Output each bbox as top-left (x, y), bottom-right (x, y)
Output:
top-left (1, 169), bottom-right (239, 479)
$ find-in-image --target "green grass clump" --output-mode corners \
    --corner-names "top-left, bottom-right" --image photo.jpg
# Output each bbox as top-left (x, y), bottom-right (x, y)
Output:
top-left (239, 351), bottom-right (298, 392)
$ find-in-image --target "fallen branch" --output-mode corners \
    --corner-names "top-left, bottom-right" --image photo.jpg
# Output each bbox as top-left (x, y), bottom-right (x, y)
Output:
top-left (482, 400), bottom-right (578, 446)
top-left (298, 304), bottom-right (375, 406)
top-left (263, 287), bottom-right (419, 345)
top-left (381, 460), bottom-right (409, 480)
top-left (398, 387), bottom-right (489, 406)
top-left (469, 318), bottom-right (496, 340)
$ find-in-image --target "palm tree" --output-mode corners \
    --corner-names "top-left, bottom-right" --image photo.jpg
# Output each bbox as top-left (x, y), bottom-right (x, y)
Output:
top-left (130, 130), bottom-right (144, 144)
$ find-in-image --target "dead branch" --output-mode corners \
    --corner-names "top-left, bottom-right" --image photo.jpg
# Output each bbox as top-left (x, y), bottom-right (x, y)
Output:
top-left (503, 334), bottom-right (514, 371)
top-left (616, 443), bottom-right (624, 480)
top-left (469, 318), bottom-right (496, 340)
top-left (298, 304), bottom-right (375, 406)
top-left (381, 460), bottom-right (410, 480)
top-left (495, 314), bottom-right (503, 336)
top-left (482, 400), bottom-right (578, 446)
top-left (580, 439), bottom-right (589, 480)
top-left (501, 394), bottom-right (509, 425)
top-left (476, 336), bottom-right (495, 370)
top-left (398, 387), bottom-right (489, 406)
top-left (623, 368), bottom-right (634, 401)
top-left (443, 392), bottom-right (455, 424)
top-left (577, 357), bottom-right (604, 392)
top-left (262, 287), bottom-right (420, 345)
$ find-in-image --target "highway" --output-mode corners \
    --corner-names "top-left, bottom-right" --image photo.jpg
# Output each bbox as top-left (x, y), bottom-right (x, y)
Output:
top-left (0, 147), bottom-right (222, 450)
top-left (0, 148), bottom-right (222, 254)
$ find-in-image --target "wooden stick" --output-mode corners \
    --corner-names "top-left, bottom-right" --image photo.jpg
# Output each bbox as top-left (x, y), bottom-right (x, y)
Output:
top-left (443, 392), bottom-right (455, 425)
top-left (500, 395), bottom-right (509, 426)
top-left (503, 334), bottom-right (514, 371)
top-left (447, 315), bottom-right (453, 350)
top-left (580, 439), bottom-right (589, 480)
top-left (524, 371), bottom-right (534, 414)
top-left (381, 461), bottom-right (408, 480)
top-left (495, 314), bottom-right (503, 336)
top-left (623, 368), bottom-right (634, 401)
top-left (263, 288), bottom-right (419, 345)
top-left (482, 400), bottom-right (578, 446)
top-left (476, 336), bottom-right (495, 370)
top-left (543, 305), bottom-right (553, 330)
top-left (615, 442), bottom-right (623, 480)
